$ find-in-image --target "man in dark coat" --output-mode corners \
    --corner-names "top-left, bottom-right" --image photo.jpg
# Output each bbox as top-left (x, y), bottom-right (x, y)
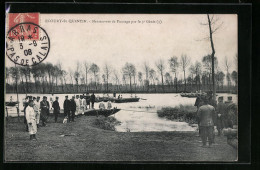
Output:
top-left (197, 97), bottom-right (215, 147)
top-left (86, 93), bottom-right (91, 109)
top-left (215, 96), bottom-right (225, 136)
top-left (63, 95), bottom-right (70, 119)
top-left (70, 96), bottom-right (76, 122)
top-left (40, 96), bottom-right (50, 126)
top-left (90, 93), bottom-right (96, 109)
top-left (52, 97), bottom-right (60, 123)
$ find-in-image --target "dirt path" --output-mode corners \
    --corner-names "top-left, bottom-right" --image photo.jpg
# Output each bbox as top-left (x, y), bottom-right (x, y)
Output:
top-left (5, 115), bottom-right (237, 162)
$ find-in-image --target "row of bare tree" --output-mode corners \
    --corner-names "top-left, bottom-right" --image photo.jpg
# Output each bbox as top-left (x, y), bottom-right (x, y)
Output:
top-left (6, 54), bottom-right (237, 94)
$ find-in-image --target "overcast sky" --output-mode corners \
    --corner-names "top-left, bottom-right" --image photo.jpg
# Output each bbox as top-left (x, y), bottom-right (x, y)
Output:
top-left (6, 14), bottom-right (237, 80)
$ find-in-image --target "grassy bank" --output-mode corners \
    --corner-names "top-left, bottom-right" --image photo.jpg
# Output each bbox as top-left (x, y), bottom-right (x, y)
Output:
top-left (5, 115), bottom-right (237, 162)
top-left (94, 116), bottom-right (121, 131)
top-left (157, 105), bottom-right (198, 124)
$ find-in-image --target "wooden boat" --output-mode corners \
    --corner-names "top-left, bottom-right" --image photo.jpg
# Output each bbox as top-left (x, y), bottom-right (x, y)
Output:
top-left (5, 102), bottom-right (18, 107)
top-left (114, 97), bottom-right (140, 103)
top-left (180, 93), bottom-right (197, 98)
top-left (84, 108), bottom-right (120, 117)
top-left (95, 97), bottom-right (115, 102)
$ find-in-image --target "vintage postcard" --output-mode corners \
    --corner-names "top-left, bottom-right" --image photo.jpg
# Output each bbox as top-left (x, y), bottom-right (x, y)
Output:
top-left (5, 10), bottom-right (239, 162)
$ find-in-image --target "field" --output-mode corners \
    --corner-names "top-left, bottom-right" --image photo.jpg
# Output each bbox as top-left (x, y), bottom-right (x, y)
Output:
top-left (5, 114), bottom-right (237, 162)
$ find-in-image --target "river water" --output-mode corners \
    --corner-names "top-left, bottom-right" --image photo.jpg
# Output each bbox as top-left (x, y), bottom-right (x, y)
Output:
top-left (5, 93), bottom-right (237, 132)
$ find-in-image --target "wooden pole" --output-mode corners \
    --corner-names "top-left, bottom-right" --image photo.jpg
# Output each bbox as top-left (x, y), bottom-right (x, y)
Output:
top-left (17, 106), bottom-right (20, 122)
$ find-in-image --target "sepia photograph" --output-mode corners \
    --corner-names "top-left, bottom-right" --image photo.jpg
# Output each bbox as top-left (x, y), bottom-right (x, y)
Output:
top-left (5, 11), bottom-right (239, 162)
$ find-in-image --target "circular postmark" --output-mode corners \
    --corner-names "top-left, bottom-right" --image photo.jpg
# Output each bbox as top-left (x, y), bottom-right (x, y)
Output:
top-left (6, 22), bottom-right (50, 66)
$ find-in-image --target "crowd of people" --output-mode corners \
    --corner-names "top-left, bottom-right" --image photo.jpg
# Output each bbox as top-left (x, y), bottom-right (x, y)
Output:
top-left (22, 92), bottom-right (107, 140)
top-left (194, 92), bottom-right (237, 147)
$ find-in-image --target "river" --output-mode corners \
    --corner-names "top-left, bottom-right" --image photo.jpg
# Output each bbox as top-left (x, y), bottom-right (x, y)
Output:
top-left (5, 93), bottom-right (237, 132)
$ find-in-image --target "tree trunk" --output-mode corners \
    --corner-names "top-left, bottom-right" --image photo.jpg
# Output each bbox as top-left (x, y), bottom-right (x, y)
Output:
top-left (207, 14), bottom-right (216, 100)
top-left (184, 70), bottom-right (186, 92)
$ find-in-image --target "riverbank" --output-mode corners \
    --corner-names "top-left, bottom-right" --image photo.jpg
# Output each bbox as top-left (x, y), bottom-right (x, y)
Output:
top-left (5, 115), bottom-right (237, 162)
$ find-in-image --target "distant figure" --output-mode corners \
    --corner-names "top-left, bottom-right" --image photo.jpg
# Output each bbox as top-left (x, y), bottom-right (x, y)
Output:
top-left (70, 96), bottom-right (76, 122)
top-left (120, 95), bottom-right (123, 99)
top-left (52, 97), bottom-right (60, 123)
top-left (10, 96), bottom-right (13, 102)
top-left (40, 96), bottom-right (50, 126)
top-left (113, 92), bottom-right (116, 98)
top-left (197, 97), bottom-right (215, 147)
top-left (81, 95), bottom-right (86, 113)
top-left (99, 102), bottom-right (106, 110)
top-left (23, 96), bottom-right (31, 132)
top-left (33, 96), bottom-right (41, 128)
top-left (75, 95), bottom-right (80, 117)
top-left (63, 95), bottom-right (70, 121)
top-left (107, 101), bottom-right (112, 110)
top-left (26, 100), bottom-right (37, 140)
top-left (86, 93), bottom-right (91, 109)
top-left (215, 96), bottom-right (225, 136)
top-left (118, 95), bottom-right (120, 99)
top-left (90, 93), bottom-right (96, 109)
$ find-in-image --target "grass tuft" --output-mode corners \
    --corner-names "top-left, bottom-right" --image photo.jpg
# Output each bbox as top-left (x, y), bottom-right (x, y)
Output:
top-left (94, 116), bottom-right (121, 131)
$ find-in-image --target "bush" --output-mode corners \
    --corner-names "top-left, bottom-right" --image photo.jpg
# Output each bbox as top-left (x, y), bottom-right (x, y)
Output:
top-left (94, 116), bottom-right (121, 131)
top-left (157, 105), bottom-right (198, 124)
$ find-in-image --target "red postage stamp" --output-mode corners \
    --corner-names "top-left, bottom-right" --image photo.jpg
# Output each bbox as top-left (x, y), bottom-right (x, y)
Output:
top-left (8, 13), bottom-right (40, 40)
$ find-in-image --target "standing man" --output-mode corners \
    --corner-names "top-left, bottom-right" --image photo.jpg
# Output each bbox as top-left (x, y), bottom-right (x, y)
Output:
top-left (86, 93), bottom-right (91, 109)
top-left (63, 95), bottom-right (70, 121)
top-left (70, 96), bottom-right (76, 122)
top-left (52, 97), bottom-right (60, 123)
top-left (215, 96), bottom-right (225, 136)
top-left (33, 97), bottom-right (41, 128)
top-left (40, 96), bottom-right (50, 126)
top-left (23, 96), bottom-right (30, 132)
top-left (81, 95), bottom-right (86, 114)
top-left (197, 97), bottom-right (215, 147)
top-left (90, 93), bottom-right (96, 109)
top-left (26, 100), bottom-right (37, 140)
top-left (75, 95), bottom-right (80, 117)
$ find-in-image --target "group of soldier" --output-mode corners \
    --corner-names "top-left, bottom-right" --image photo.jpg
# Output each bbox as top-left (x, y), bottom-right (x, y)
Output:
top-left (23, 93), bottom-right (96, 140)
top-left (195, 92), bottom-right (237, 147)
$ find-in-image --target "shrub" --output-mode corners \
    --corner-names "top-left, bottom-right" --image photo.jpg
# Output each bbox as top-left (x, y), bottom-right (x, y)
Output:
top-left (157, 105), bottom-right (198, 124)
top-left (94, 116), bottom-right (121, 131)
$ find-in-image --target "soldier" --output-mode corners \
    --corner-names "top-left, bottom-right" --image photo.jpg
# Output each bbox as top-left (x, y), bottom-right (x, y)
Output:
top-left (26, 100), bottom-right (37, 140)
top-left (197, 97), bottom-right (215, 147)
top-left (215, 96), bottom-right (225, 136)
top-left (70, 96), bottom-right (76, 122)
top-left (223, 96), bottom-right (236, 128)
top-left (40, 96), bottom-right (50, 126)
top-left (90, 93), bottom-right (96, 109)
top-left (52, 97), bottom-right (60, 123)
top-left (86, 93), bottom-right (91, 109)
top-left (33, 97), bottom-right (40, 128)
top-left (63, 95), bottom-right (70, 120)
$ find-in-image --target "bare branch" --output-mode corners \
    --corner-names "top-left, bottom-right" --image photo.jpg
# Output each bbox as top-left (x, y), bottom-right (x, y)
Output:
top-left (212, 21), bottom-right (224, 34)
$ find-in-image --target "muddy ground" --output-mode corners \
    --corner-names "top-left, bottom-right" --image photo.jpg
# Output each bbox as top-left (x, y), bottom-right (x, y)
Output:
top-left (4, 115), bottom-right (237, 162)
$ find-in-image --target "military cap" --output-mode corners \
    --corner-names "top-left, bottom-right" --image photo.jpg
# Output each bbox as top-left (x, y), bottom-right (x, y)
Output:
top-left (56, 96), bottom-right (59, 99)
top-left (43, 96), bottom-right (47, 98)
top-left (218, 96), bottom-right (224, 101)
top-left (65, 95), bottom-right (68, 97)
top-left (37, 96), bottom-right (40, 99)
top-left (33, 97), bottom-right (36, 100)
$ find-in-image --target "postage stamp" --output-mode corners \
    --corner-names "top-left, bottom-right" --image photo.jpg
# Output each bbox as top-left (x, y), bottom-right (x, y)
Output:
top-left (6, 13), bottom-right (50, 66)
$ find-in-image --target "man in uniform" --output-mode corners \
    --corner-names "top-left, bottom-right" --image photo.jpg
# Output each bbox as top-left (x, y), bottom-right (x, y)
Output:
top-left (215, 96), bottom-right (225, 136)
top-left (197, 97), bottom-right (215, 147)
top-left (52, 97), bottom-right (60, 123)
top-left (86, 93), bottom-right (91, 109)
top-left (75, 95), bottom-right (80, 117)
top-left (81, 95), bottom-right (86, 114)
top-left (26, 100), bottom-right (37, 140)
top-left (63, 95), bottom-right (70, 121)
top-left (70, 96), bottom-right (76, 122)
top-left (90, 93), bottom-right (96, 109)
top-left (24, 96), bottom-right (32, 131)
top-left (40, 96), bottom-right (50, 126)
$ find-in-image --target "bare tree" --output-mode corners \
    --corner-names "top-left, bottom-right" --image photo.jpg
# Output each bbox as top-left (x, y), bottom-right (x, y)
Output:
top-left (83, 61), bottom-right (90, 91)
top-left (103, 63), bottom-right (112, 92)
top-left (200, 14), bottom-right (223, 100)
top-left (143, 62), bottom-right (150, 91)
top-left (169, 56), bottom-right (179, 92)
top-left (180, 54), bottom-right (190, 92)
top-left (122, 62), bottom-right (136, 92)
top-left (89, 63), bottom-right (100, 91)
top-left (223, 56), bottom-right (232, 89)
top-left (155, 59), bottom-right (166, 92)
